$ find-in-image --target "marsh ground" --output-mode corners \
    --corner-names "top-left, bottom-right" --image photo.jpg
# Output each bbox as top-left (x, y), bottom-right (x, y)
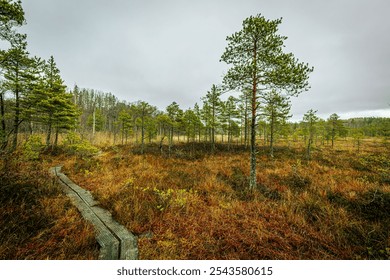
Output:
top-left (1, 138), bottom-right (389, 259)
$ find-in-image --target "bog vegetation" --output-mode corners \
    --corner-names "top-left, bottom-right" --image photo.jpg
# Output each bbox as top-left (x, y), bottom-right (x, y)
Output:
top-left (1, 0), bottom-right (389, 259)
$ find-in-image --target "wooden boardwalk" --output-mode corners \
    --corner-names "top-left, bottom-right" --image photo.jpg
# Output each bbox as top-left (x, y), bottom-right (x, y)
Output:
top-left (49, 166), bottom-right (138, 260)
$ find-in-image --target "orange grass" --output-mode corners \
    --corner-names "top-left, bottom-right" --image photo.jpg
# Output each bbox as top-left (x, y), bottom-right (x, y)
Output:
top-left (59, 139), bottom-right (389, 259)
top-left (2, 136), bottom-right (388, 259)
top-left (0, 153), bottom-right (99, 260)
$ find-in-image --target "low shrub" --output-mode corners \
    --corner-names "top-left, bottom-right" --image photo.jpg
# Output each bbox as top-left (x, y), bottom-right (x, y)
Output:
top-left (62, 132), bottom-right (99, 157)
top-left (22, 135), bottom-right (44, 161)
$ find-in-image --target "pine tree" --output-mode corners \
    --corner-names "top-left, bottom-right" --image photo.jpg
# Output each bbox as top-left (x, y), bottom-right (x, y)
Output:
top-left (118, 108), bottom-right (132, 144)
top-left (183, 108), bottom-right (202, 143)
top-left (0, 0), bottom-right (25, 44)
top-left (302, 109), bottom-right (319, 160)
top-left (0, 34), bottom-right (34, 151)
top-left (193, 103), bottom-right (203, 142)
top-left (260, 90), bottom-right (291, 157)
top-left (221, 14), bottom-right (313, 189)
top-left (166, 101), bottom-right (183, 147)
top-left (134, 101), bottom-right (156, 154)
top-left (29, 56), bottom-right (78, 148)
top-left (201, 84), bottom-right (222, 152)
top-left (327, 113), bottom-right (343, 148)
top-left (155, 113), bottom-right (172, 153)
top-left (221, 96), bottom-right (239, 149)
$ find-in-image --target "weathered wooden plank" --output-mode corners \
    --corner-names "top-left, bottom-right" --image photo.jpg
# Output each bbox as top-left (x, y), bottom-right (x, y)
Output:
top-left (92, 207), bottom-right (138, 260)
top-left (56, 172), bottom-right (99, 207)
top-left (54, 174), bottom-right (120, 259)
top-left (49, 166), bottom-right (138, 260)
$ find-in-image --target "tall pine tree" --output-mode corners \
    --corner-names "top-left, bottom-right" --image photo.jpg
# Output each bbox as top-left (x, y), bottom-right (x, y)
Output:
top-left (0, 34), bottom-right (34, 151)
top-left (221, 14), bottom-right (313, 189)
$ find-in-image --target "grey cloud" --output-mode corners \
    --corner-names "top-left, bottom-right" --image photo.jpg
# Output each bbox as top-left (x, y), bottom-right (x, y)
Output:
top-left (18, 0), bottom-right (390, 118)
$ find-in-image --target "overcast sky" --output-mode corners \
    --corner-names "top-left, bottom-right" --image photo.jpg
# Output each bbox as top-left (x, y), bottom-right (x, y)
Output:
top-left (19, 0), bottom-right (390, 120)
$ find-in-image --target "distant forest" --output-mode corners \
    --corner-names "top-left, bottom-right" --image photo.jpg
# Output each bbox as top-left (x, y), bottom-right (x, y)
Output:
top-left (1, 82), bottom-right (389, 151)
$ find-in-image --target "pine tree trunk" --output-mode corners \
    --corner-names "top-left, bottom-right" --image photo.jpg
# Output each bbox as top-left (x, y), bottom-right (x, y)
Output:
top-left (244, 94), bottom-right (249, 149)
top-left (159, 135), bottom-right (165, 155)
top-left (92, 109), bottom-right (96, 136)
top-left (135, 125), bottom-right (138, 144)
top-left (0, 92), bottom-right (7, 150)
top-left (331, 134), bottom-right (334, 148)
top-left (54, 127), bottom-right (59, 147)
top-left (249, 109), bottom-right (257, 190)
top-left (270, 116), bottom-right (274, 158)
top-left (141, 115), bottom-right (145, 154)
top-left (249, 43), bottom-right (257, 190)
top-left (12, 90), bottom-right (20, 151)
top-left (28, 121), bottom-right (33, 135)
top-left (121, 122), bottom-right (124, 145)
top-left (168, 127), bottom-right (172, 157)
top-left (306, 138), bottom-right (312, 160)
top-left (46, 118), bottom-right (52, 148)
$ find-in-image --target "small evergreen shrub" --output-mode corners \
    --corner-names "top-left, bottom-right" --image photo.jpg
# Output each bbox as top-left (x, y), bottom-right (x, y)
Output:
top-left (63, 132), bottom-right (99, 157)
top-left (23, 135), bottom-right (44, 161)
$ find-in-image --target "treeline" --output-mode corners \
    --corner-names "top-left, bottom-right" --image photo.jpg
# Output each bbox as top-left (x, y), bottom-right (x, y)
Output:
top-left (1, 1), bottom-right (388, 156)
top-left (53, 85), bottom-right (390, 152)
top-left (71, 87), bottom-right (390, 143)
